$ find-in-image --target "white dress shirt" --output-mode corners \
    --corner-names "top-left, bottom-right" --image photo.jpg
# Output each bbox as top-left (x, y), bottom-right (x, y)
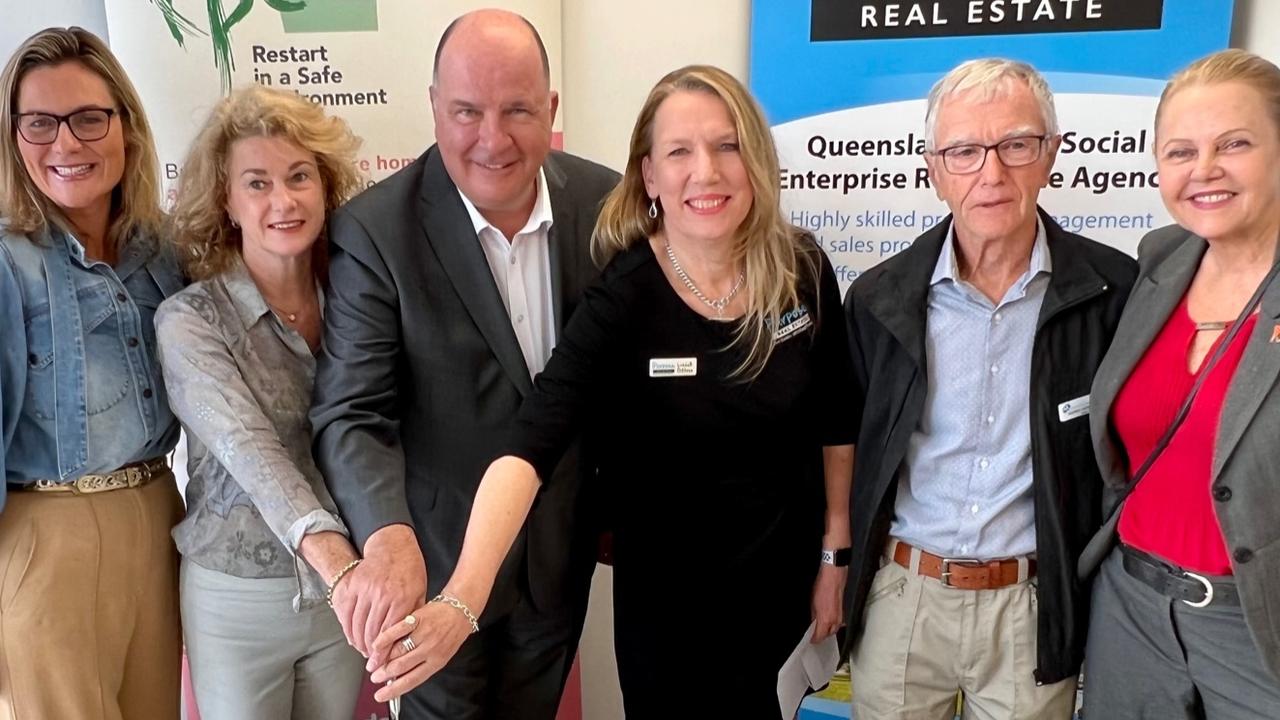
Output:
top-left (457, 169), bottom-right (556, 377)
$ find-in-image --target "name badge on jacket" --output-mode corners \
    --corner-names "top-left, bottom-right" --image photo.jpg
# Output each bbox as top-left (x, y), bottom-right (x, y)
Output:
top-left (1058, 394), bottom-right (1090, 422)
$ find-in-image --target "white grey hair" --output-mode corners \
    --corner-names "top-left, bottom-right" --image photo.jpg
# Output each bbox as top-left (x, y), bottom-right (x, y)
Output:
top-left (923, 58), bottom-right (1059, 151)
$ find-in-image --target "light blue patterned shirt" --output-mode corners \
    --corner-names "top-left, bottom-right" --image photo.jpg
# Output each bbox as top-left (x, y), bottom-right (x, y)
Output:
top-left (890, 220), bottom-right (1051, 560)
top-left (156, 257), bottom-right (348, 608)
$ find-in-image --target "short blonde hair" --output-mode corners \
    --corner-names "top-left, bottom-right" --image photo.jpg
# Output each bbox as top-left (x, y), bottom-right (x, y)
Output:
top-left (924, 58), bottom-right (1059, 151)
top-left (593, 64), bottom-right (818, 380)
top-left (0, 27), bottom-right (162, 245)
top-left (1156, 49), bottom-right (1280, 139)
top-left (169, 84), bottom-right (363, 280)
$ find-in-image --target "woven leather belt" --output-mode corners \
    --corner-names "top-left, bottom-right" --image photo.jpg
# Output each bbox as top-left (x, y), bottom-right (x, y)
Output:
top-left (21, 457), bottom-right (169, 495)
top-left (1120, 544), bottom-right (1239, 608)
top-left (893, 540), bottom-right (1036, 590)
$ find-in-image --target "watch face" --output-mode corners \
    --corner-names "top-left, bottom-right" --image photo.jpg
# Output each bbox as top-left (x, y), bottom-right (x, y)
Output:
top-left (821, 548), bottom-right (852, 566)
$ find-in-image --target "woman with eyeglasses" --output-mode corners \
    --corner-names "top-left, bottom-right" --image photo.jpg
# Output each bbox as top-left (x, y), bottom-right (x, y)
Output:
top-left (0, 27), bottom-right (185, 718)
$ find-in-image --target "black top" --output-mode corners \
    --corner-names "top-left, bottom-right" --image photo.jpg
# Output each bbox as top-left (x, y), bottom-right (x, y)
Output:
top-left (508, 237), bottom-right (857, 584)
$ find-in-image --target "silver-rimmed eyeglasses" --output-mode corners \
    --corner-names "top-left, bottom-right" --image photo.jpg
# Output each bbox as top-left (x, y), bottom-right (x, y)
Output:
top-left (933, 134), bottom-right (1048, 175)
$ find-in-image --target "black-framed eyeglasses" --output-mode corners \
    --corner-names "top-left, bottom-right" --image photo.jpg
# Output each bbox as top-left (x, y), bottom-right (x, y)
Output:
top-left (932, 134), bottom-right (1048, 175)
top-left (12, 108), bottom-right (118, 145)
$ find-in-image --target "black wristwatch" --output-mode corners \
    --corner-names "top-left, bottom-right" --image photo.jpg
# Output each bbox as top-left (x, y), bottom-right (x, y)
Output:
top-left (821, 548), bottom-right (852, 567)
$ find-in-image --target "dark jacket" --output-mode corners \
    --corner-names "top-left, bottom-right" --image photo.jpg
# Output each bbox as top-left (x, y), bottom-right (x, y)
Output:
top-left (842, 209), bottom-right (1137, 683)
top-left (311, 147), bottom-right (619, 618)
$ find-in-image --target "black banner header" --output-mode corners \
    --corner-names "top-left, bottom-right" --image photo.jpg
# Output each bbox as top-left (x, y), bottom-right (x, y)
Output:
top-left (811, 0), bottom-right (1164, 41)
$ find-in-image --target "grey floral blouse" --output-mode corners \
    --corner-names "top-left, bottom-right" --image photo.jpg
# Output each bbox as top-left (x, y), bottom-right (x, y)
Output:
top-left (155, 256), bottom-right (347, 608)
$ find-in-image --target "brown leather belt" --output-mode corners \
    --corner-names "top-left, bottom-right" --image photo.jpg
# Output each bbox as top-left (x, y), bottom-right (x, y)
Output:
top-left (892, 540), bottom-right (1035, 590)
top-left (18, 457), bottom-right (169, 495)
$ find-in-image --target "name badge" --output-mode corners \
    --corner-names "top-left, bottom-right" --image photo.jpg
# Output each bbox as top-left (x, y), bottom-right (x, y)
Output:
top-left (1058, 394), bottom-right (1090, 422)
top-left (649, 357), bottom-right (697, 378)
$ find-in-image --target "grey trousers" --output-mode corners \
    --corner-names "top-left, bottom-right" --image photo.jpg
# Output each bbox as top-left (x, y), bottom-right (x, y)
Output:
top-left (180, 557), bottom-right (366, 720)
top-left (1083, 547), bottom-right (1280, 719)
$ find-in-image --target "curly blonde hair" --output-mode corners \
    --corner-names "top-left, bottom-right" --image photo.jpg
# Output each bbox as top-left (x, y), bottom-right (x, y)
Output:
top-left (169, 84), bottom-right (363, 280)
top-left (0, 27), bottom-right (162, 246)
top-left (593, 64), bottom-right (818, 380)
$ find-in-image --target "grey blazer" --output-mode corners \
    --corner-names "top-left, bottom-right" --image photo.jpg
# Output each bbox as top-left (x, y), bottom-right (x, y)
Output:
top-left (310, 146), bottom-right (619, 617)
top-left (1086, 223), bottom-right (1280, 680)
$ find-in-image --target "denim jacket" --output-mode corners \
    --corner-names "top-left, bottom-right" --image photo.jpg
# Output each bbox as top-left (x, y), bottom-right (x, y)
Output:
top-left (1, 223), bottom-right (184, 513)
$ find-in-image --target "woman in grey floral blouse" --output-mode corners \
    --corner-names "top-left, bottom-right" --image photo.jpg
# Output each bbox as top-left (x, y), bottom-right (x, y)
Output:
top-left (156, 85), bottom-right (366, 720)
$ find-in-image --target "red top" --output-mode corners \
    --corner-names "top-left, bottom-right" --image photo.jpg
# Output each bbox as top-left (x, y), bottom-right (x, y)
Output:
top-left (1114, 297), bottom-right (1256, 575)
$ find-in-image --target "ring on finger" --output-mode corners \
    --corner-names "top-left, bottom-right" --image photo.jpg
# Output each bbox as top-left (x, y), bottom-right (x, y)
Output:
top-left (401, 636), bottom-right (416, 653)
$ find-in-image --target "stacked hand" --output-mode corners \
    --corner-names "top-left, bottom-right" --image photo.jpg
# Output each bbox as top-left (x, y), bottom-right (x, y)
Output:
top-left (328, 524), bottom-right (427, 661)
top-left (368, 598), bottom-right (477, 702)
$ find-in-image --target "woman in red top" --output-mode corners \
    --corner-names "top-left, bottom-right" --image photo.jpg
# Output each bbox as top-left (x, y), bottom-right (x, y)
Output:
top-left (1082, 49), bottom-right (1280, 719)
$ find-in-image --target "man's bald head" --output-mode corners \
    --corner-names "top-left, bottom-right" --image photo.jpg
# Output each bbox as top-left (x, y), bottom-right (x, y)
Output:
top-left (432, 9), bottom-right (550, 88)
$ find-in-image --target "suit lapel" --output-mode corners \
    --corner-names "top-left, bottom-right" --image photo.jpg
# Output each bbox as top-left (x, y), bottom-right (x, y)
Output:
top-left (1089, 237), bottom-right (1204, 485)
top-left (1214, 276), bottom-right (1280, 478)
top-left (544, 156), bottom-right (571, 332)
top-left (418, 148), bottom-right (533, 395)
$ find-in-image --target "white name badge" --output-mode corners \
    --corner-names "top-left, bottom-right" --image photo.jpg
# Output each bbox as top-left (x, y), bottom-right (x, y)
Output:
top-left (1058, 395), bottom-right (1090, 422)
top-left (649, 357), bottom-right (698, 378)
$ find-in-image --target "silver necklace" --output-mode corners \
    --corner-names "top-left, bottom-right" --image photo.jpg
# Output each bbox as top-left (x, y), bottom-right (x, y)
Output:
top-left (664, 240), bottom-right (745, 318)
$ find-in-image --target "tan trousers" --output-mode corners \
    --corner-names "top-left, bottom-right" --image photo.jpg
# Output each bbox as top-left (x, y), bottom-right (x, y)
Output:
top-left (0, 472), bottom-right (184, 720)
top-left (849, 544), bottom-right (1076, 720)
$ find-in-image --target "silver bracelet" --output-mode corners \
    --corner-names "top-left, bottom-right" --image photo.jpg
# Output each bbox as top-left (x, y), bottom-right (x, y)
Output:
top-left (430, 593), bottom-right (480, 634)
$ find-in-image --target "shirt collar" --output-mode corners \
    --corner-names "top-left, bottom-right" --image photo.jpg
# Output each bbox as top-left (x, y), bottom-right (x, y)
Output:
top-left (930, 216), bottom-right (1052, 288)
top-left (221, 254), bottom-right (274, 330)
top-left (456, 168), bottom-right (553, 239)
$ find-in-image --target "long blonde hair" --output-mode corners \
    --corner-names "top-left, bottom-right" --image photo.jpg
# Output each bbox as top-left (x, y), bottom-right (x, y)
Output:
top-left (168, 84), bottom-right (362, 280)
top-left (593, 65), bottom-right (817, 380)
top-left (0, 27), bottom-right (162, 245)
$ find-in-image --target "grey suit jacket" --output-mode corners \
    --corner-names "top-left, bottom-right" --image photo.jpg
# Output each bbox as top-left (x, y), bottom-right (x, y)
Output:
top-left (310, 146), bottom-right (619, 617)
top-left (1086, 223), bottom-right (1280, 680)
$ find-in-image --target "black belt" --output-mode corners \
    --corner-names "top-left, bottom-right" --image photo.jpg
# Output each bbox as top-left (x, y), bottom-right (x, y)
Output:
top-left (1120, 544), bottom-right (1240, 608)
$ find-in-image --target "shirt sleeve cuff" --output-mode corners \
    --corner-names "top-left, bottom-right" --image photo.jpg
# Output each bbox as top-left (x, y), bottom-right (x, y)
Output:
top-left (284, 509), bottom-right (350, 555)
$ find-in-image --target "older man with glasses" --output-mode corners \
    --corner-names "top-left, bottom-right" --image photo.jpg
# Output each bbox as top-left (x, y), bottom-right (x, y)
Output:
top-left (841, 59), bottom-right (1138, 719)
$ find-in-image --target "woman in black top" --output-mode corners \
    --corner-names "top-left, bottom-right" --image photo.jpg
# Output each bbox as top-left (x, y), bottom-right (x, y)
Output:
top-left (371, 65), bottom-right (858, 718)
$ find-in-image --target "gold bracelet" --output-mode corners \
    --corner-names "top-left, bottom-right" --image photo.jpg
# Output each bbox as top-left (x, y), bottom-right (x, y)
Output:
top-left (430, 593), bottom-right (480, 634)
top-left (325, 558), bottom-right (362, 608)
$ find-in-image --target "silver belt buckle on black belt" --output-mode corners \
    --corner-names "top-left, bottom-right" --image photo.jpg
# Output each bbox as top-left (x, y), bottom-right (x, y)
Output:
top-left (1181, 570), bottom-right (1214, 608)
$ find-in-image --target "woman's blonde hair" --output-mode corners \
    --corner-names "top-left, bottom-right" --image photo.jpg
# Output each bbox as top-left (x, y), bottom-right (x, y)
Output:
top-left (593, 64), bottom-right (817, 380)
top-left (0, 27), bottom-right (162, 245)
top-left (1156, 49), bottom-right (1280, 139)
top-left (169, 84), bottom-right (363, 280)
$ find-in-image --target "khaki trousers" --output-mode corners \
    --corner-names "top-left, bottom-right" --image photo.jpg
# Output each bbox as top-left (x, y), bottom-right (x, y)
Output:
top-left (849, 544), bottom-right (1076, 720)
top-left (0, 472), bottom-right (184, 720)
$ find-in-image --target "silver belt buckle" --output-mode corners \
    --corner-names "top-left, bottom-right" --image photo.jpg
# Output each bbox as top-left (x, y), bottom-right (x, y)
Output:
top-left (939, 558), bottom-right (964, 587)
top-left (1182, 571), bottom-right (1214, 608)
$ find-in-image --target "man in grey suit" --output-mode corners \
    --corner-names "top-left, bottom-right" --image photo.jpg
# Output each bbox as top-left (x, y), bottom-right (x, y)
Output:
top-left (308, 9), bottom-right (619, 719)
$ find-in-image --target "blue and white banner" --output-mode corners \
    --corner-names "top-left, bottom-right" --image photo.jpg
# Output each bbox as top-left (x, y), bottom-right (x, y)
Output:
top-left (751, 0), bottom-right (1235, 290)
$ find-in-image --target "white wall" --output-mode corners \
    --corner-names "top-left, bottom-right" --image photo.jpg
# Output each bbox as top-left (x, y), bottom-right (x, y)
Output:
top-left (560, 0), bottom-right (751, 169)
top-left (0, 1), bottom-right (109, 60)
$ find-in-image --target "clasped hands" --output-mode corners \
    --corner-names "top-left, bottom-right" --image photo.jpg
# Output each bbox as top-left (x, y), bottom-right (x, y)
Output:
top-left (327, 525), bottom-right (474, 703)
